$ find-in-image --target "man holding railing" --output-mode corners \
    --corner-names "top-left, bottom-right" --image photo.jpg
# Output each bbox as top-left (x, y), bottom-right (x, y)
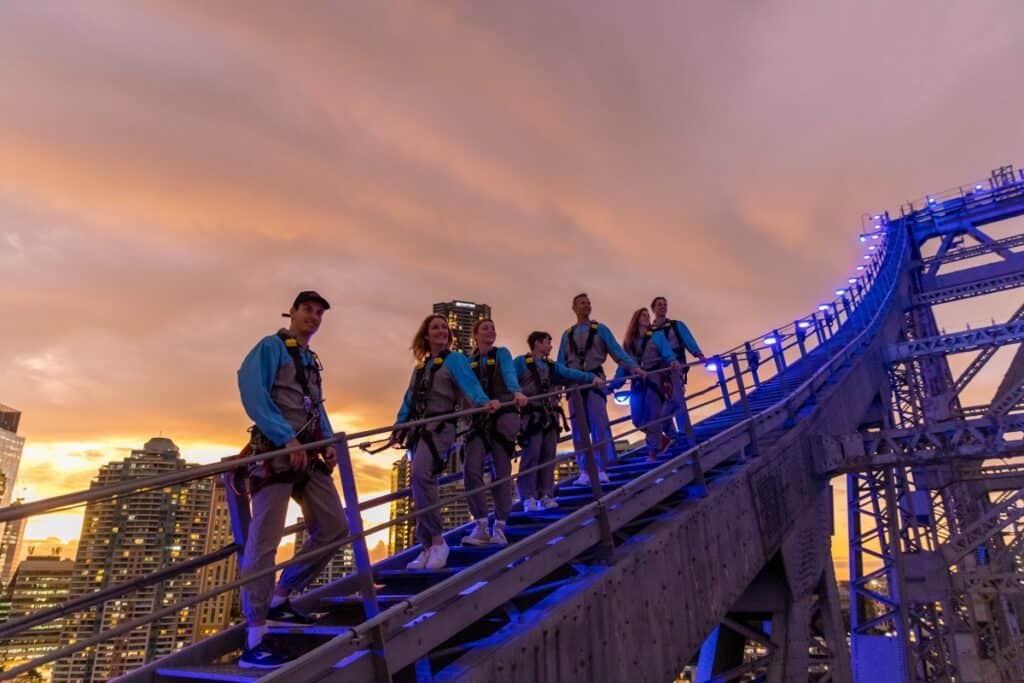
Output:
top-left (235, 290), bottom-right (348, 669)
top-left (557, 293), bottom-right (640, 486)
top-left (650, 296), bottom-right (706, 435)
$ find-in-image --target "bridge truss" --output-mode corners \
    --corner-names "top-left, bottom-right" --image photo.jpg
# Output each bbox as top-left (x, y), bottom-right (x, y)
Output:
top-left (843, 165), bottom-right (1024, 682)
top-left (0, 165), bottom-right (1022, 683)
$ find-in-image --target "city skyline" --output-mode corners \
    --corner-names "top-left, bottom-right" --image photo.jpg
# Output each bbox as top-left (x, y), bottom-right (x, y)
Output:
top-left (3, 2), bottom-right (1024, 573)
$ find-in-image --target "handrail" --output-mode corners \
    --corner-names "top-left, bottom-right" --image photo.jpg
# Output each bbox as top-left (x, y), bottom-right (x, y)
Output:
top-left (0, 202), bottom-right (912, 679)
top-left (255, 200), bottom-right (911, 683)
top-left (0, 360), bottom-right (699, 525)
top-left (0, 388), bottom-right (685, 680)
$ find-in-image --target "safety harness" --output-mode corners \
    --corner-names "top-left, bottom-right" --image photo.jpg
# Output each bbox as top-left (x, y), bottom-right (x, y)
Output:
top-left (394, 351), bottom-right (452, 475)
top-left (467, 349), bottom-right (519, 453)
top-left (655, 319), bottom-right (691, 382)
top-left (519, 354), bottom-right (570, 444)
top-left (566, 321), bottom-right (603, 376)
top-left (632, 331), bottom-right (668, 402)
top-left (241, 331), bottom-right (328, 495)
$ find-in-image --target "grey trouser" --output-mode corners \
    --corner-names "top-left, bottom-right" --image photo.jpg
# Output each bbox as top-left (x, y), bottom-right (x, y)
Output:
top-left (569, 387), bottom-right (615, 472)
top-left (518, 426), bottom-right (558, 500)
top-left (666, 369), bottom-right (690, 436)
top-left (464, 412), bottom-right (519, 521)
top-left (641, 383), bottom-right (668, 451)
top-left (410, 422), bottom-right (456, 546)
top-left (240, 469), bottom-right (348, 624)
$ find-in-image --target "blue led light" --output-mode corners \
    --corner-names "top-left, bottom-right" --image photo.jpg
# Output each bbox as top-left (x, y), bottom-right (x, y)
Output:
top-left (818, 304), bottom-right (830, 311)
top-left (874, 224), bottom-right (881, 230)
top-left (864, 255), bottom-right (871, 260)
top-left (704, 362), bottom-right (718, 372)
top-left (848, 278), bottom-right (857, 284)
top-left (797, 321), bottom-right (811, 329)
top-left (975, 184), bottom-right (984, 191)
top-left (763, 337), bottom-right (777, 346)
top-left (856, 265), bottom-right (865, 271)
top-left (834, 289), bottom-right (845, 296)
top-left (872, 234), bottom-right (880, 240)
top-left (873, 214), bottom-right (881, 220)
top-left (612, 391), bottom-right (630, 406)
top-left (928, 196), bottom-right (936, 204)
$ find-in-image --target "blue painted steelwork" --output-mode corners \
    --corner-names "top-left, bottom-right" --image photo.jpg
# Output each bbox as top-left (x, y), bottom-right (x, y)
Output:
top-left (1, 167), bottom-right (1019, 682)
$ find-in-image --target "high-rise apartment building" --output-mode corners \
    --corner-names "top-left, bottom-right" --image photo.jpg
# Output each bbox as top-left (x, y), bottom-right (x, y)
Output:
top-left (191, 479), bottom-right (239, 640)
top-left (52, 438), bottom-right (213, 683)
top-left (0, 501), bottom-right (26, 588)
top-left (432, 300), bottom-right (491, 354)
top-left (0, 405), bottom-right (25, 507)
top-left (0, 552), bottom-right (74, 681)
top-left (0, 404), bottom-right (27, 592)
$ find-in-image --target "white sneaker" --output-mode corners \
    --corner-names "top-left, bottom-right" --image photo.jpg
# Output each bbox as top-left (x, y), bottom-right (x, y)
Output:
top-left (406, 549), bottom-right (428, 570)
top-left (598, 470), bottom-right (610, 484)
top-left (540, 495), bottom-right (559, 509)
top-left (463, 520), bottom-right (492, 546)
top-left (573, 473), bottom-right (591, 487)
top-left (424, 542), bottom-right (450, 570)
top-left (490, 522), bottom-right (508, 546)
top-left (522, 497), bottom-right (538, 512)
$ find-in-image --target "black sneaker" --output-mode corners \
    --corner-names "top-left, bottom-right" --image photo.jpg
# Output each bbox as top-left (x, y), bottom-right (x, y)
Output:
top-left (266, 599), bottom-right (316, 625)
top-left (239, 639), bottom-right (292, 669)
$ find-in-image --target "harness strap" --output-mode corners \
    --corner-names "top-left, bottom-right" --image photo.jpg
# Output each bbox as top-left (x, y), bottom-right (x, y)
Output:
top-left (410, 350), bottom-right (450, 420)
top-left (566, 321), bottom-right (600, 368)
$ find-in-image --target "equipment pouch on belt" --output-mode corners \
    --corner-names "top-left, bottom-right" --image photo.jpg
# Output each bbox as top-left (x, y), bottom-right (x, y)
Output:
top-left (397, 423), bottom-right (451, 476)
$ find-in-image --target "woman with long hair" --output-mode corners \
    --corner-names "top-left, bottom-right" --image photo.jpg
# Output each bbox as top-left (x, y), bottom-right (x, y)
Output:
top-left (462, 319), bottom-right (528, 546)
top-left (390, 314), bottom-right (498, 570)
top-left (618, 308), bottom-right (680, 461)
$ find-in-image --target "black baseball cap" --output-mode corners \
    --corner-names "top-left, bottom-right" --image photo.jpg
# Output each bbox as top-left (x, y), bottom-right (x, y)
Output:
top-left (284, 291), bottom-right (331, 316)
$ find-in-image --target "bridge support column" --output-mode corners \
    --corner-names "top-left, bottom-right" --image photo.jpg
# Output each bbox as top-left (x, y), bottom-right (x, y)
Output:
top-left (766, 593), bottom-right (811, 683)
top-left (771, 487), bottom-right (852, 683)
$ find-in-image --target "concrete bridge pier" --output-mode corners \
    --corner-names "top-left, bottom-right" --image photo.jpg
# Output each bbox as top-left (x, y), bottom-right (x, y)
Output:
top-left (696, 487), bottom-right (852, 682)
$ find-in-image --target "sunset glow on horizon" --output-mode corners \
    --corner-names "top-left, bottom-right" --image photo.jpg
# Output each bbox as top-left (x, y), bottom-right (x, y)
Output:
top-left (4, 2), bottom-right (1024, 573)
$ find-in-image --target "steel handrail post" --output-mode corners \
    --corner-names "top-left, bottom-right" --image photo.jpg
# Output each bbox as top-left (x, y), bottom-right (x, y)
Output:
top-left (332, 434), bottom-right (389, 680)
top-left (744, 341), bottom-right (761, 387)
top-left (770, 329), bottom-right (786, 373)
top-left (670, 367), bottom-right (706, 495)
top-left (568, 387), bottom-right (615, 561)
top-left (713, 356), bottom-right (733, 409)
top-left (731, 353), bottom-right (759, 459)
top-left (219, 458), bottom-right (252, 568)
top-left (332, 435), bottom-right (380, 619)
top-left (812, 312), bottom-right (826, 346)
top-left (795, 321), bottom-right (808, 358)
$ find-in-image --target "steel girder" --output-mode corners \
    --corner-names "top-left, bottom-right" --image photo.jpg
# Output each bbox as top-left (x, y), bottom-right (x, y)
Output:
top-left (918, 233), bottom-right (1024, 270)
top-left (846, 180), bottom-right (1024, 681)
top-left (911, 269), bottom-right (1024, 306)
top-left (884, 320), bottom-right (1024, 363)
top-left (817, 413), bottom-right (1024, 474)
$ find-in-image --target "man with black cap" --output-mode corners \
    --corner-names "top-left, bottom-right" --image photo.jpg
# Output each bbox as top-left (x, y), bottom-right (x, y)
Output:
top-left (235, 290), bottom-right (349, 668)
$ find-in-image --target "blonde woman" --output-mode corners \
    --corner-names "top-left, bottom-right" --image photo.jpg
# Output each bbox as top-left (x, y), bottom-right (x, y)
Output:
top-left (390, 314), bottom-right (497, 570)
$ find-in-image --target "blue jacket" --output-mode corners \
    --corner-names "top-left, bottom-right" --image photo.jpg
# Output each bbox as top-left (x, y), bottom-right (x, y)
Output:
top-left (609, 330), bottom-right (676, 390)
top-left (238, 332), bottom-right (334, 447)
top-left (557, 320), bottom-right (637, 374)
top-left (467, 346), bottom-right (522, 399)
top-left (396, 352), bottom-right (491, 423)
top-left (653, 318), bottom-right (703, 359)
top-left (513, 354), bottom-right (595, 394)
